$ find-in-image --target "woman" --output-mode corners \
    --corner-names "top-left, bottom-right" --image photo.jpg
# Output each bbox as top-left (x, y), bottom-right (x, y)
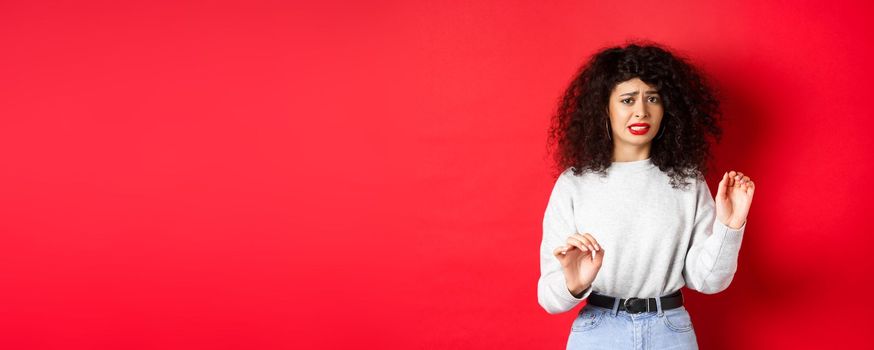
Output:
top-left (537, 42), bottom-right (755, 349)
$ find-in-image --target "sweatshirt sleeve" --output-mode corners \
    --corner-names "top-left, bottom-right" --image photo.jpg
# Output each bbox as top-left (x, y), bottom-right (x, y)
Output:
top-left (537, 170), bottom-right (592, 314)
top-left (682, 177), bottom-right (746, 294)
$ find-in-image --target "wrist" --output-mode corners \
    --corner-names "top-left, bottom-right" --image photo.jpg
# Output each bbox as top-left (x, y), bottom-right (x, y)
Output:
top-left (565, 279), bottom-right (587, 296)
top-left (726, 218), bottom-right (745, 230)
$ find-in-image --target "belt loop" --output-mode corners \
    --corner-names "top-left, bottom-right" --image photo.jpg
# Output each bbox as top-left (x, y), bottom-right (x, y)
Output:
top-left (655, 294), bottom-right (664, 316)
top-left (611, 297), bottom-right (621, 316)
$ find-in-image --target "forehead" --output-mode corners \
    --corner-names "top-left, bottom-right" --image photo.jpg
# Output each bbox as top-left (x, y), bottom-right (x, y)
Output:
top-left (611, 78), bottom-right (658, 95)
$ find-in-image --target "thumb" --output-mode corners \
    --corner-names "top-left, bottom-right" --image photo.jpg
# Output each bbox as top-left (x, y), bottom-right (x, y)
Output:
top-left (553, 245), bottom-right (568, 258)
top-left (716, 171), bottom-right (728, 199)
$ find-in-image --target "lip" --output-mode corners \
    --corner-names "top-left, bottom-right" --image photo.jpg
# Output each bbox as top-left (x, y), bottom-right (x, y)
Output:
top-left (627, 123), bottom-right (651, 135)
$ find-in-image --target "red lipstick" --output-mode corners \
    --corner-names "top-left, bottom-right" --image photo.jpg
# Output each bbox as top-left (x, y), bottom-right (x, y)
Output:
top-left (627, 123), bottom-right (651, 135)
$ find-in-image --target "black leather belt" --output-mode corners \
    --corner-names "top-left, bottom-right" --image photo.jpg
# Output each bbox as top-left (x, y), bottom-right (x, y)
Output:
top-left (587, 290), bottom-right (683, 314)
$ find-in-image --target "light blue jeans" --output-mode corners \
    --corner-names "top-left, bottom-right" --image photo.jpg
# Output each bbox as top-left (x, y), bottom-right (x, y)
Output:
top-left (566, 298), bottom-right (699, 350)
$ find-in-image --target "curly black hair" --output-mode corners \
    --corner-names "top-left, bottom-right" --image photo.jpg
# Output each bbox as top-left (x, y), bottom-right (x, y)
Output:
top-left (546, 40), bottom-right (723, 190)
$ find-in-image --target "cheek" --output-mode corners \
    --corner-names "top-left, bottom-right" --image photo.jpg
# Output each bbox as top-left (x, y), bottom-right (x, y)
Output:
top-left (652, 107), bottom-right (665, 124)
top-left (609, 104), bottom-right (630, 118)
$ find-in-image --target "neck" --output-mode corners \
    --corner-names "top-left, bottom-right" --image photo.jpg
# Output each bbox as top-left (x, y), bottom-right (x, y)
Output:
top-left (612, 143), bottom-right (652, 162)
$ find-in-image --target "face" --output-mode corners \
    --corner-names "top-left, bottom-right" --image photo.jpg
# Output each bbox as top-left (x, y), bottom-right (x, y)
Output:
top-left (606, 77), bottom-right (664, 147)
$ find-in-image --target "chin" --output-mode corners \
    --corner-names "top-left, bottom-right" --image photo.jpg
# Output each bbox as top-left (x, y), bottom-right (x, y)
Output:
top-left (622, 137), bottom-right (654, 145)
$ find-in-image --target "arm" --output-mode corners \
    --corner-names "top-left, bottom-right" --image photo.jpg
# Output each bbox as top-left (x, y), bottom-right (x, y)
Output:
top-left (682, 177), bottom-right (747, 294)
top-left (537, 172), bottom-right (592, 314)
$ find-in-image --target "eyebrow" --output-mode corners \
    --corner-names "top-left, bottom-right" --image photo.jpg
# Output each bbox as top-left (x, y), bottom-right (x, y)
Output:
top-left (619, 90), bottom-right (659, 97)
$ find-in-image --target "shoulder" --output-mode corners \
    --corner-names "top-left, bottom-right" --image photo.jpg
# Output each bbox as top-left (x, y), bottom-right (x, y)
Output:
top-left (558, 166), bottom-right (585, 184)
top-left (692, 173), bottom-right (714, 200)
top-left (551, 167), bottom-right (580, 192)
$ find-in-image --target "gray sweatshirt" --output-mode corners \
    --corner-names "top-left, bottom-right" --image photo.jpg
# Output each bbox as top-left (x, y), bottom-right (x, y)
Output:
top-left (537, 158), bottom-right (746, 314)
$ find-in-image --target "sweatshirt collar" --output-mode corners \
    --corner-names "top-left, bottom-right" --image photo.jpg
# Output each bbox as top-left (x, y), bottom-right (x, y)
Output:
top-left (609, 157), bottom-right (656, 173)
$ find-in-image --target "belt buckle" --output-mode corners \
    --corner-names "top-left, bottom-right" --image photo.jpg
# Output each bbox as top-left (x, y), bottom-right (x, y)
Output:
top-left (623, 297), bottom-right (648, 313)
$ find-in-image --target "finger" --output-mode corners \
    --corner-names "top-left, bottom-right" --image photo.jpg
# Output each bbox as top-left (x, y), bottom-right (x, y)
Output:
top-left (585, 235), bottom-right (600, 252)
top-left (581, 232), bottom-right (601, 251)
top-left (553, 245), bottom-right (569, 257)
top-left (734, 172), bottom-right (745, 186)
top-left (566, 237), bottom-right (589, 252)
top-left (580, 233), bottom-right (600, 263)
top-left (741, 175), bottom-right (751, 185)
top-left (728, 170), bottom-right (737, 187)
top-left (573, 235), bottom-right (596, 262)
top-left (580, 235), bottom-right (598, 253)
top-left (572, 233), bottom-right (596, 252)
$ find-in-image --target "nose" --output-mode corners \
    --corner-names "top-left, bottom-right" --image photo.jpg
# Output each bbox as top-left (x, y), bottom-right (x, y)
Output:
top-left (634, 99), bottom-right (649, 118)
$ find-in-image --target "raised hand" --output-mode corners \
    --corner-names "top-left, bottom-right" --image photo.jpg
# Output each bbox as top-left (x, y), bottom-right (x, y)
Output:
top-left (715, 170), bottom-right (755, 229)
top-left (553, 232), bottom-right (604, 296)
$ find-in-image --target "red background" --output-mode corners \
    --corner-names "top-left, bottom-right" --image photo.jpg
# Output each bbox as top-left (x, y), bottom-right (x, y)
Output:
top-left (2, 1), bottom-right (873, 348)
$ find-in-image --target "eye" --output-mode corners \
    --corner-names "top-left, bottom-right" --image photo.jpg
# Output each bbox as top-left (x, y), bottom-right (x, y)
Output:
top-left (621, 98), bottom-right (633, 104)
top-left (648, 96), bottom-right (660, 103)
